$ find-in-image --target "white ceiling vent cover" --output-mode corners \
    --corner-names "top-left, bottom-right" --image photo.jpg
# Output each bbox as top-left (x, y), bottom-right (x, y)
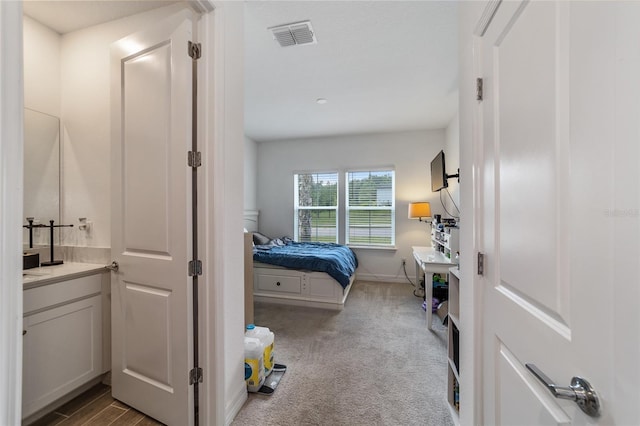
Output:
top-left (269, 21), bottom-right (317, 47)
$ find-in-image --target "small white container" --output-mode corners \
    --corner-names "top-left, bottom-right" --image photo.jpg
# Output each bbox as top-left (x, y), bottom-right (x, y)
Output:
top-left (244, 336), bottom-right (265, 392)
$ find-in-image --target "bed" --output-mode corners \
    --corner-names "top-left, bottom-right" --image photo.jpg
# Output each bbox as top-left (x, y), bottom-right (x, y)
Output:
top-left (244, 211), bottom-right (357, 310)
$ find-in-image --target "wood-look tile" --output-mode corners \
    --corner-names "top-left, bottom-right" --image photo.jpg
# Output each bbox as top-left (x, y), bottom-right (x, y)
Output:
top-left (28, 411), bottom-right (68, 426)
top-left (108, 408), bottom-right (146, 425)
top-left (32, 385), bottom-right (162, 426)
top-left (56, 393), bottom-right (114, 426)
top-left (109, 400), bottom-right (129, 410)
top-left (81, 405), bottom-right (126, 426)
top-left (54, 383), bottom-right (110, 416)
top-left (134, 415), bottom-right (166, 426)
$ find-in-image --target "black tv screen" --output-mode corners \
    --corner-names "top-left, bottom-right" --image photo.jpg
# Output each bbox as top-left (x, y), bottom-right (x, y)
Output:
top-left (431, 150), bottom-right (447, 192)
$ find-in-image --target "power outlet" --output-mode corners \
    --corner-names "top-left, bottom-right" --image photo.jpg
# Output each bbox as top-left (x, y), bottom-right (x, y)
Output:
top-left (401, 258), bottom-right (406, 266)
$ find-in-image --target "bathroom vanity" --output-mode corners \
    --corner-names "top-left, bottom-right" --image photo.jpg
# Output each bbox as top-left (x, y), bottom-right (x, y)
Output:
top-left (22, 263), bottom-right (110, 422)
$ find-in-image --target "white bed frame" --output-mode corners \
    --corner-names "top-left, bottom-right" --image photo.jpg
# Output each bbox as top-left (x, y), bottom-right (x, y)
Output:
top-left (244, 210), bottom-right (354, 310)
top-left (253, 263), bottom-right (354, 310)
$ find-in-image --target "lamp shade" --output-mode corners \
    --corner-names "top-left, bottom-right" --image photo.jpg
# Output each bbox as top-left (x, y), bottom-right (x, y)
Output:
top-left (408, 202), bottom-right (431, 220)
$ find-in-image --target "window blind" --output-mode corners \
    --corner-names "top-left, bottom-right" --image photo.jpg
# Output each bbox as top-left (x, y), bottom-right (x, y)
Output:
top-left (294, 172), bottom-right (339, 243)
top-left (346, 170), bottom-right (395, 246)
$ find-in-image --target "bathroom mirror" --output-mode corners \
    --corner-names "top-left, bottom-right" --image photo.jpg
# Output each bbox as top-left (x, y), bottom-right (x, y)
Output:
top-left (23, 108), bottom-right (60, 247)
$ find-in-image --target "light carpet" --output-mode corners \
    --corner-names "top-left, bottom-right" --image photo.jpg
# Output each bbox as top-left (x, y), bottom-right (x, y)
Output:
top-left (231, 280), bottom-right (454, 426)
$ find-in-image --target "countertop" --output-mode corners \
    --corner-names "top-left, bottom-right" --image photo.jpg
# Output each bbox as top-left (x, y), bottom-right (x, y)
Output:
top-left (411, 246), bottom-right (457, 266)
top-left (449, 266), bottom-right (461, 279)
top-left (23, 262), bottom-right (108, 289)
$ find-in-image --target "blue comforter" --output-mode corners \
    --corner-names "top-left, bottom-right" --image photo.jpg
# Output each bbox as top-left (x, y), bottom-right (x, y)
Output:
top-left (253, 241), bottom-right (358, 288)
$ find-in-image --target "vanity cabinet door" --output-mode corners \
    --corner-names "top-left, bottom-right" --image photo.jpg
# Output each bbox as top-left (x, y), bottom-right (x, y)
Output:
top-left (22, 293), bottom-right (102, 418)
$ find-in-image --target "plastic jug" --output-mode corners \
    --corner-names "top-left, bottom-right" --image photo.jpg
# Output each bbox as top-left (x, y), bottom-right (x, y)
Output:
top-left (246, 324), bottom-right (275, 376)
top-left (244, 336), bottom-right (265, 392)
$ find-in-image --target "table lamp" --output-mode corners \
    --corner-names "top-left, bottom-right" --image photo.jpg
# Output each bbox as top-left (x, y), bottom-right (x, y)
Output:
top-left (408, 202), bottom-right (431, 222)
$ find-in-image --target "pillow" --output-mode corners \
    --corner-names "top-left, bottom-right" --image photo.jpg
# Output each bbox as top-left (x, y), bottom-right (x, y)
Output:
top-left (253, 232), bottom-right (271, 246)
top-left (270, 238), bottom-right (285, 246)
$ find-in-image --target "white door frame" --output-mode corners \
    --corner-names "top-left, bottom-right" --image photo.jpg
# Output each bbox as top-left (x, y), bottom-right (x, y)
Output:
top-left (0, 1), bottom-right (24, 424)
top-left (199, 2), bottom-right (248, 424)
top-left (458, 1), bottom-right (491, 425)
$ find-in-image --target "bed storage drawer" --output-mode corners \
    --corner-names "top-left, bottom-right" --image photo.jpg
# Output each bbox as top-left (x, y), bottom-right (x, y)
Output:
top-left (256, 273), bottom-right (301, 294)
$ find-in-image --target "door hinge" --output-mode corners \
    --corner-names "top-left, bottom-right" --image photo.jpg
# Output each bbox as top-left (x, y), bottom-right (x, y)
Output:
top-left (188, 41), bottom-right (202, 60)
top-left (476, 77), bottom-right (483, 101)
top-left (189, 260), bottom-right (202, 276)
top-left (189, 367), bottom-right (203, 385)
top-left (187, 151), bottom-right (201, 168)
top-left (477, 252), bottom-right (485, 276)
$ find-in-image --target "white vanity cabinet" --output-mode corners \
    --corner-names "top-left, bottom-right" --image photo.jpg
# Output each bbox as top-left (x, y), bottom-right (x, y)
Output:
top-left (22, 270), bottom-right (107, 420)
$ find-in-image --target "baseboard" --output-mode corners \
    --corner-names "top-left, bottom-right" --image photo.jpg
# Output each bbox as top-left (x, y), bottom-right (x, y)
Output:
top-left (225, 382), bottom-right (248, 426)
top-left (254, 295), bottom-right (345, 310)
top-left (355, 273), bottom-right (412, 284)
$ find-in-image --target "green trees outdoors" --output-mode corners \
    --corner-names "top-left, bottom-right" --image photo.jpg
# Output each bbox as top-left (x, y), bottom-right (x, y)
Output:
top-left (297, 171), bottom-right (394, 244)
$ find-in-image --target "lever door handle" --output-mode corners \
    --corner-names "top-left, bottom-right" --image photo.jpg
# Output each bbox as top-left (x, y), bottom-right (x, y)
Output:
top-left (106, 261), bottom-right (119, 272)
top-left (525, 363), bottom-right (600, 417)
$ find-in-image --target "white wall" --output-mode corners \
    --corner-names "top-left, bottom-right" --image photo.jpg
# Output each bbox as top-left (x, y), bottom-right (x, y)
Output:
top-left (58, 3), bottom-right (187, 248)
top-left (23, 16), bottom-right (60, 117)
top-left (256, 129), bottom-right (446, 282)
top-left (244, 135), bottom-right (258, 211)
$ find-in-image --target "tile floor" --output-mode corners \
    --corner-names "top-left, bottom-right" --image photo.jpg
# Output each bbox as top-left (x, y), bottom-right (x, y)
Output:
top-left (29, 383), bottom-right (164, 426)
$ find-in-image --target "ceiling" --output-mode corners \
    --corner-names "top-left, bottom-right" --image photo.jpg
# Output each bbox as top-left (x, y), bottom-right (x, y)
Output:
top-left (22, 0), bottom-right (179, 34)
top-left (22, 1), bottom-right (459, 143)
top-left (244, 1), bottom-right (459, 142)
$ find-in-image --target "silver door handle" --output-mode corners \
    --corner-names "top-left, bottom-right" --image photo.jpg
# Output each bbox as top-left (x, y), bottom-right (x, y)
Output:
top-left (525, 363), bottom-right (600, 417)
top-left (106, 261), bottom-right (119, 272)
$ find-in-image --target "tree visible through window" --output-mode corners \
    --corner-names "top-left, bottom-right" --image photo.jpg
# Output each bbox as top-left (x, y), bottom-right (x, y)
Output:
top-left (346, 170), bottom-right (395, 246)
top-left (294, 172), bottom-right (338, 243)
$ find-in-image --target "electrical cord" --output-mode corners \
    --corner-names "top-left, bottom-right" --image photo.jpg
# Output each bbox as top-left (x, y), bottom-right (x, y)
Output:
top-left (440, 188), bottom-right (460, 220)
top-left (444, 187), bottom-right (461, 215)
top-left (402, 260), bottom-right (416, 287)
top-left (445, 188), bottom-right (460, 215)
top-left (402, 260), bottom-right (425, 298)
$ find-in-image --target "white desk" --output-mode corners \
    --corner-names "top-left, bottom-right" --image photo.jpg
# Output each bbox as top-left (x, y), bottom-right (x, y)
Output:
top-left (412, 246), bottom-right (457, 330)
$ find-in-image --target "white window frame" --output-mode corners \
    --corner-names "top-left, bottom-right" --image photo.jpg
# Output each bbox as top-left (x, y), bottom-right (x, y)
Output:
top-left (293, 172), bottom-right (339, 243)
top-left (345, 168), bottom-right (396, 248)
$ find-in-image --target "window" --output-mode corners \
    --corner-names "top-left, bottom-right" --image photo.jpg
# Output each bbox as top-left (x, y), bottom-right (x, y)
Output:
top-left (346, 169), bottom-right (395, 247)
top-left (294, 172), bottom-right (339, 243)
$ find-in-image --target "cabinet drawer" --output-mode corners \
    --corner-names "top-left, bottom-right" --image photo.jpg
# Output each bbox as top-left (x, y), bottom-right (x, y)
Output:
top-left (256, 274), bottom-right (301, 294)
top-left (24, 274), bottom-right (103, 315)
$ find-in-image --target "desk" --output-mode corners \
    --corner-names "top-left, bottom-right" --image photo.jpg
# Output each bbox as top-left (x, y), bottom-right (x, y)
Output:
top-left (412, 246), bottom-right (457, 330)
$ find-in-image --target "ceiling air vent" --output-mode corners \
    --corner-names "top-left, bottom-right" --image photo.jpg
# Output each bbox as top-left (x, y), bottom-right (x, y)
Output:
top-left (269, 21), bottom-right (317, 47)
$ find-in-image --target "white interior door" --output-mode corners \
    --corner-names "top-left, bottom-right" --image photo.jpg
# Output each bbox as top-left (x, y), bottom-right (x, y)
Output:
top-left (110, 9), bottom-right (195, 425)
top-left (478, 1), bottom-right (639, 425)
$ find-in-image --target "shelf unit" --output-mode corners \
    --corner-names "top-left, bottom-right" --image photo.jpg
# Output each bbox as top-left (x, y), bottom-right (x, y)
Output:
top-left (431, 224), bottom-right (459, 261)
top-left (447, 267), bottom-right (461, 424)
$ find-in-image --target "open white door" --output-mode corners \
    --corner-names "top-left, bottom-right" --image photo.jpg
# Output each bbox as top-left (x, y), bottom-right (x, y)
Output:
top-left (110, 9), bottom-right (196, 425)
top-left (477, 1), bottom-right (639, 425)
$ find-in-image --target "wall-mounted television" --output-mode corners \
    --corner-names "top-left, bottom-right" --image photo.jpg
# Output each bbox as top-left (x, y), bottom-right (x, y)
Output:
top-left (430, 150), bottom-right (447, 192)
